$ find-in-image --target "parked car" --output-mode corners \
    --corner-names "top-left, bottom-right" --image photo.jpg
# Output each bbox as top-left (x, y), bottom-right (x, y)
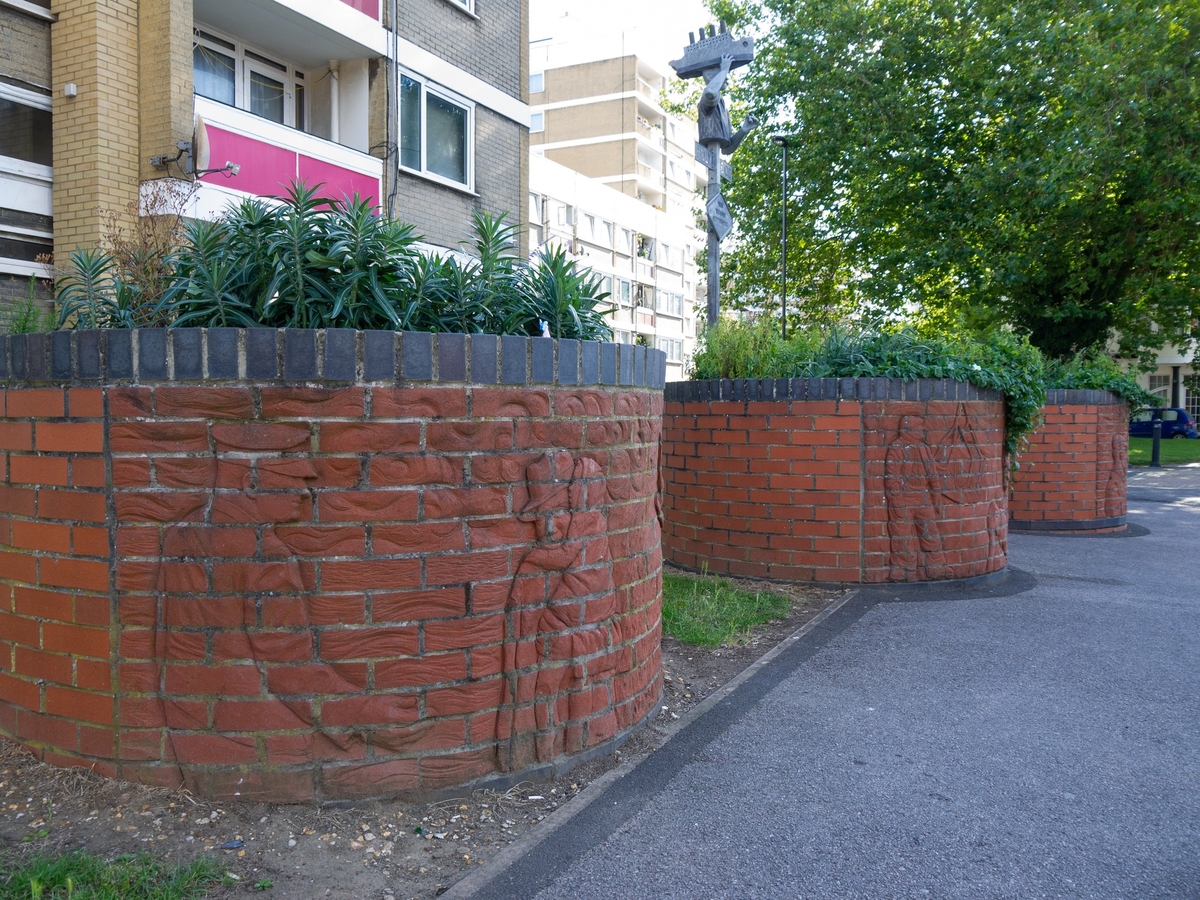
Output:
top-left (1130, 407), bottom-right (1200, 439)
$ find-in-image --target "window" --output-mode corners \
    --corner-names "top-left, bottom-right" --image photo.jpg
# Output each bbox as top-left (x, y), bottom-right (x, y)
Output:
top-left (657, 337), bottom-right (683, 362)
top-left (193, 28), bottom-right (306, 129)
top-left (530, 111), bottom-right (544, 133)
top-left (1186, 374), bottom-right (1200, 419)
top-left (444, 0), bottom-right (475, 13)
top-left (1149, 374), bottom-right (1170, 399)
top-left (600, 275), bottom-right (613, 298)
top-left (530, 73), bottom-right (544, 93)
top-left (400, 73), bottom-right (473, 188)
top-left (1161, 409), bottom-right (1180, 422)
top-left (615, 279), bottom-right (632, 306)
top-left (1132, 410), bottom-right (1154, 424)
top-left (602, 222), bottom-right (613, 247)
top-left (656, 290), bottom-right (683, 317)
top-left (0, 96), bottom-right (52, 167)
top-left (615, 330), bottom-right (634, 345)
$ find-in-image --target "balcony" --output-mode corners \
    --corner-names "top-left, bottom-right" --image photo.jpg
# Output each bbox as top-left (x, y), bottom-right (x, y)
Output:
top-left (193, 0), bottom-right (384, 72)
top-left (636, 162), bottom-right (666, 191)
top-left (635, 118), bottom-right (665, 151)
top-left (634, 307), bottom-right (656, 335)
top-left (193, 95), bottom-right (383, 214)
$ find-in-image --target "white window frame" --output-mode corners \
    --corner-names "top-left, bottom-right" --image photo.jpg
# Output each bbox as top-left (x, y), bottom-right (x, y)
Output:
top-left (530, 72), bottom-right (545, 93)
top-left (193, 26), bottom-right (308, 130)
top-left (530, 111), bottom-right (544, 133)
top-left (399, 69), bottom-right (475, 192)
top-left (442, 0), bottom-right (476, 15)
top-left (0, 82), bottom-right (53, 278)
top-left (658, 337), bottom-right (683, 362)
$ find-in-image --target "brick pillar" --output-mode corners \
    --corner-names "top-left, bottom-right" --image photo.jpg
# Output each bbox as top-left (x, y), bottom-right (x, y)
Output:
top-left (138, 0), bottom-right (193, 183)
top-left (50, 0), bottom-right (141, 254)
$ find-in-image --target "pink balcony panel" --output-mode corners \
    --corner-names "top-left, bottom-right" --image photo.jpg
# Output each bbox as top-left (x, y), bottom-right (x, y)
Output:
top-left (201, 126), bottom-right (380, 209)
top-left (299, 156), bottom-right (378, 208)
top-left (201, 126), bottom-right (297, 198)
top-left (339, 0), bottom-right (379, 18)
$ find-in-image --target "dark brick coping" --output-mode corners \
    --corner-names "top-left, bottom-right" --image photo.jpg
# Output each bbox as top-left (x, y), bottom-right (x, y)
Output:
top-left (1042, 389), bottom-right (1126, 407)
top-left (0, 329), bottom-right (667, 389)
top-left (664, 376), bottom-right (1002, 404)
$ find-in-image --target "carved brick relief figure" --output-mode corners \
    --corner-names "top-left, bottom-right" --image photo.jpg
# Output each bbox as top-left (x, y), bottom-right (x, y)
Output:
top-left (884, 404), bottom-right (985, 581)
top-left (496, 451), bottom-right (615, 771)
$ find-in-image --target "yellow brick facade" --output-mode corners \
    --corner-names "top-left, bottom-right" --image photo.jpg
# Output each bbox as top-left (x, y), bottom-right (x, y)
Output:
top-left (139, 0), bottom-right (194, 183)
top-left (50, 0), bottom-right (142, 253)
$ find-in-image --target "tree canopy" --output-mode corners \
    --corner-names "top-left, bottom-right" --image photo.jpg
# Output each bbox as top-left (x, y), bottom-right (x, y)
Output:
top-left (708, 0), bottom-right (1200, 362)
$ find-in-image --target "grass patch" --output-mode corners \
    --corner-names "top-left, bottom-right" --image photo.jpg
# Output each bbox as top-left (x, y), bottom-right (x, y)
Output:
top-left (1128, 437), bottom-right (1200, 466)
top-left (662, 572), bottom-right (792, 647)
top-left (0, 851), bottom-right (225, 900)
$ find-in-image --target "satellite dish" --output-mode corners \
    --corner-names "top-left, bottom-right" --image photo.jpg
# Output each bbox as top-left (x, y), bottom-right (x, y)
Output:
top-left (193, 116), bottom-right (211, 173)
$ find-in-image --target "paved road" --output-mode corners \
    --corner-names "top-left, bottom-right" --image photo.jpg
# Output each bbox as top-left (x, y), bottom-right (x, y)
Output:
top-left (464, 468), bottom-right (1200, 900)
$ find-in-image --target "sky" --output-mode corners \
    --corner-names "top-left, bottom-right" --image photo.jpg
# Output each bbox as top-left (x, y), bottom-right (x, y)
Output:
top-left (530, 0), bottom-right (714, 77)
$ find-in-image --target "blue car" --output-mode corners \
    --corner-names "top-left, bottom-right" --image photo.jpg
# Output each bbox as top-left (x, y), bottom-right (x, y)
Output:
top-left (1130, 407), bottom-right (1200, 439)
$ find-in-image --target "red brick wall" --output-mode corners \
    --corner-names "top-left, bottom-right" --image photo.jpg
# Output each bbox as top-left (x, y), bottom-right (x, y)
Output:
top-left (0, 387), bottom-right (114, 774)
top-left (1009, 391), bottom-right (1128, 532)
top-left (662, 379), bottom-right (1008, 584)
top-left (0, 330), bottom-right (665, 802)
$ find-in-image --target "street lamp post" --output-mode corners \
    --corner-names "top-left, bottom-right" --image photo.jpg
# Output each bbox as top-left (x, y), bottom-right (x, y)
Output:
top-left (771, 134), bottom-right (789, 339)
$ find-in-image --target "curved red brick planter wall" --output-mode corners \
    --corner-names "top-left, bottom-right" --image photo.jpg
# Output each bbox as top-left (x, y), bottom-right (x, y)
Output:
top-left (1009, 390), bottom-right (1128, 533)
top-left (0, 329), bottom-right (665, 802)
top-left (662, 378), bottom-right (1008, 584)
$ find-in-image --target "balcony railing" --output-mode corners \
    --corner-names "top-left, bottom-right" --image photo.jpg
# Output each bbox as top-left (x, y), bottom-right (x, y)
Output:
top-left (635, 118), bottom-right (665, 150)
top-left (193, 95), bottom-right (383, 213)
top-left (635, 308), bottom-right (656, 334)
top-left (635, 162), bottom-right (665, 191)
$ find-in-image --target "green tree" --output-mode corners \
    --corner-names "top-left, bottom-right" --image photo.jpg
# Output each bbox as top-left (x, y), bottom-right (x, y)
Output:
top-left (709, 0), bottom-right (1200, 362)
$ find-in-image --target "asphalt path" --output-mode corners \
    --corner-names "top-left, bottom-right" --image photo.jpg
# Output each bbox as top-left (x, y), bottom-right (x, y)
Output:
top-left (462, 467), bottom-right (1200, 900)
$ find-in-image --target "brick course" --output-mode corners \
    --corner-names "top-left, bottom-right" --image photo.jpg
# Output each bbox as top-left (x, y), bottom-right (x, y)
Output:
top-left (1009, 391), bottom-right (1128, 532)
top-left (662, 378), bottom-right (1008, 584)
top-left (0, 329), bottom-right (665, 801)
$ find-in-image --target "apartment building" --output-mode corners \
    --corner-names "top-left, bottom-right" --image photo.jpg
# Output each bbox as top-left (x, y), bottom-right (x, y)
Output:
top-left (529, 153), bottom-right (695, 380)
top-left (529, 53), bottom-right (706, 379)
top-left (1135, 346), bottom-right (1199, 417)
top-left (0, 0), bottom-right (529, 309)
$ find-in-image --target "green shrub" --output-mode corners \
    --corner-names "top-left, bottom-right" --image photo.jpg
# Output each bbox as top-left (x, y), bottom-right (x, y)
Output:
top-left (690, 319), bottom-right (1046, 457)
top-left (55, 182), bottom-right (613, 342)
top-left (0, 277), bottom-right (54, 334)
top-left (1044, 349), bottom-right (1156, 409)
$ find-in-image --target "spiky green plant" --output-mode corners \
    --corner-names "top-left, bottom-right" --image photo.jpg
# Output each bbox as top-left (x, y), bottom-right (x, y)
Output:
top-left (510, 245), bottom-right (613, 340)
top-left (55, 248), bottom-right (135, 329)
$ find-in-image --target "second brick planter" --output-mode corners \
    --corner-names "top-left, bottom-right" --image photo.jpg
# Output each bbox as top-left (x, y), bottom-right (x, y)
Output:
top-left (662, 378), bottom-right (1009, 584)
top-left (1009, 390), bottom-right (1129, 532)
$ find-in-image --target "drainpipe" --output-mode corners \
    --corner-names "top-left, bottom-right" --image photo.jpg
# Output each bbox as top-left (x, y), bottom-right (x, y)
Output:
top-left (329, 60), bottom-right (340, 144)
top-left (1172, 365), bottom-right (1182, 407)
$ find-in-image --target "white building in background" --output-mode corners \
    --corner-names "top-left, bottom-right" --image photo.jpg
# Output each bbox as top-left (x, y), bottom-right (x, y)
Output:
top-left (529, 153), bottom-right (698, 380)
top-left (526, 47), bottom-right (707, 381)
top-left (1134, 345), bottom-right (1198, 415)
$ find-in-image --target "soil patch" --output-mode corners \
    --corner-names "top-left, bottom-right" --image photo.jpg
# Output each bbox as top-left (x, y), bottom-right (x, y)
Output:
top-left (0, 572), bottom-right (842, 899)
